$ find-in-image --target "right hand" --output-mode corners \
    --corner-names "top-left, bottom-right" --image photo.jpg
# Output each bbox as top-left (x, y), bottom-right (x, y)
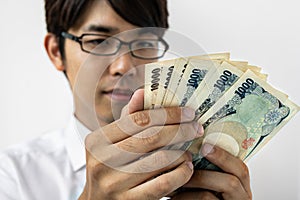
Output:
top-left (78, 89), bottom-right (204, 200)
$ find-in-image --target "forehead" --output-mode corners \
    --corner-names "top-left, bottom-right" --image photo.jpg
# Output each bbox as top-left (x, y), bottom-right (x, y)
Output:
top-left (70, 0), bottom-right (139, 34)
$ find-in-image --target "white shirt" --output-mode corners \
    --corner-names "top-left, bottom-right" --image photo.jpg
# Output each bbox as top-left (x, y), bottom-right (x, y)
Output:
top-left (0, 116), bottom-right (88, 200)
top-left (0, 117), bottom-right (170, 200)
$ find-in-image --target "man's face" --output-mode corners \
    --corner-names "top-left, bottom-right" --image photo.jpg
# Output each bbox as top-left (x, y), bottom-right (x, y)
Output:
top-left (62, 0), bottom-right (156, 129)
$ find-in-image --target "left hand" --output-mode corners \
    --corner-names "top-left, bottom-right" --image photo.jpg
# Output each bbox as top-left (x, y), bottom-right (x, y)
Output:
top-left (171, 143), bottom-right (252, 200)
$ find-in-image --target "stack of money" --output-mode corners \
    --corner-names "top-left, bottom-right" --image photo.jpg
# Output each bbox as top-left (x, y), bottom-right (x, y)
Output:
top-left (144, 53), bottom-right (299, 170)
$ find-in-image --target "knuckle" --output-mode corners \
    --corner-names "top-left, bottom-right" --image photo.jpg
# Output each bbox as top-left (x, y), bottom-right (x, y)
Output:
top-left (131, 111), bottom-right (151, 127)
top-left (181, 165), bottom-right (193, 183)
top-left (216, 148), bottom-right (230, 163)
top-left (87, 162), bottom-right (103, 182)
top-left (226, 176), bottom-right (241, 192)
top-left (200, 191), bottom-right (216, 200)
top-left (84, 133), bottom-right (111, 166)
top-left (153, 151), bottom-right (170, 165)
top-left (141, 131), bottom-right (161, 147)
top-left (177, 125), bottom-right (186, 138)
top-left (100, 179), bottom-right (117, 196)
top-left (149, 150), bottom-right (182, 169)
top-left (180, 123), bottom-right (197, 139)
top-left (182, 151), bottom-right (192, 162)
top-left (84, 131), bottom-right (106, 155)
top-left (84, 133), bottom-right (95, 150)
top-left (134, 161), bottom-right (152, 173)
top-left (240, 162), bottom-right (250, 179)
top-left (156, 178), bottom-right (172, 196)
top-left (117, 138), bottom-right (135, 152)
top-left (166, 107), bottom-right (181, 121)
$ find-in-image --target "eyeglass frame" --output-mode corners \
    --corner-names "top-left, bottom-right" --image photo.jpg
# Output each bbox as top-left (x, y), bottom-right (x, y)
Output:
top-left (60, 31), bottom-right (169, 60)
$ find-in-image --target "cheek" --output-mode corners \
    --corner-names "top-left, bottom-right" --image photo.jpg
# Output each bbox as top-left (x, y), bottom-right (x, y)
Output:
top-left (65, 51), bottom-right (84, 88)
top-left (64, 42), bottom-right (90, 89)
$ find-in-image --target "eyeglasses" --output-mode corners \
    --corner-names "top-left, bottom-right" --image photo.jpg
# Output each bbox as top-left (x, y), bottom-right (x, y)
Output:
top-left (61, 32), bottom-right (169, 60)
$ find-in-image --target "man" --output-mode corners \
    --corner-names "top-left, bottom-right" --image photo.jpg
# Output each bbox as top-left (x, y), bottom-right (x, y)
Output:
top-left (0, 0), bottom-right (252, 199)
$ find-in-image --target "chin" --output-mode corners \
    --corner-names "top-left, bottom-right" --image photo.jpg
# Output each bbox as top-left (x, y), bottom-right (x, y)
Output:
top-left (95, 103), bottom-right (126, 125)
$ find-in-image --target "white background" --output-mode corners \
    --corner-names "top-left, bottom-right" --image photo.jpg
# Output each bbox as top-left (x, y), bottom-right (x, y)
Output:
top-left (0, 0), bottom-right (299, 199)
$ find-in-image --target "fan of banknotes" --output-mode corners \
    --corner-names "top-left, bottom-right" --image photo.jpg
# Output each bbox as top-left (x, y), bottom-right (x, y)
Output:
top-left (144, 53), bottom-right (299, 170)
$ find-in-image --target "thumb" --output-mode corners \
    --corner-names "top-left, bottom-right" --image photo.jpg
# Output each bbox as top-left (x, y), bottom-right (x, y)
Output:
top-left (121, 89), bottom-right (144, 117)
top-left (128, 89), bottom-right (144, 114)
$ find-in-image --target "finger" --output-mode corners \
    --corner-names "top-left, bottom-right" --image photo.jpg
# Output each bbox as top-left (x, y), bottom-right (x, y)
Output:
top-left (117, 122), bottom-right (203, 154)
top-left (121, 150), bottom-right (192, 175)
top-left (96, 150), bottom-right (192, 195)
top-left (120, 89), bottom-right (144, 118)
top-left (201, 143), bottom-right (252, 197)
top-left (128, 89), bottom-right (144, 114)
top-left (185, 170), bottom-right (249, 199)
top-left (85, 107), bottom-right (197, 168)
top-left (85, 121), bottom-right (202, 169)
top-left (125, 160), bottom-right (194, 199)
top-left (172, 190), bottom-right (219, 200)
top-left (92, 106), bottom-right (196, 144)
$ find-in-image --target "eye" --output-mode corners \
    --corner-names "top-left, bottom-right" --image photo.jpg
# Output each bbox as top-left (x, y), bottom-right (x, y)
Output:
top-left (135, 40), bottom-right (157, 48)
top-left (82, 35), bottom-right (112, 49)
top-left (85, 38), bottom-right (106, 46)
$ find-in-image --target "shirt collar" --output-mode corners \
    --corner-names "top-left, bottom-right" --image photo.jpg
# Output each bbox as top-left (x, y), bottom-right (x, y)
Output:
top-left (65, 115), bottom-right (91, 172)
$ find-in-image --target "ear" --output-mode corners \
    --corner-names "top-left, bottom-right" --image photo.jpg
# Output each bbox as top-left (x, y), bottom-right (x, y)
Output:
top-left (44, 33), bottom-right (65, 71)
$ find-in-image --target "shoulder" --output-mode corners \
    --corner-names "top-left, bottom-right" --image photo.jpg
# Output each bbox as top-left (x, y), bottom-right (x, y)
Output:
top-left (0, 128), bottom-right (66, 170)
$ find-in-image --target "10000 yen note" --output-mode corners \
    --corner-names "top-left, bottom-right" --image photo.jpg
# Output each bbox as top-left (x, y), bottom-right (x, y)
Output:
top-left (153, 64), bottom-right (174, 108)
top-left (144, 59), bottom-right (180, 109)
top-left (144, 62), bottom-right (163, 109)
top-left (144, 58), bottom-right (188, 109)
top-left (188, 70), bottom-right (299, 170)
top-left (161, 58), bottom-right (189, 106)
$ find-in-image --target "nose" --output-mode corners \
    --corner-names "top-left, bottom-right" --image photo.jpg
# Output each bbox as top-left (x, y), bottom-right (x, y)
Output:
top-left (109, 53), bottom-right (137, 77)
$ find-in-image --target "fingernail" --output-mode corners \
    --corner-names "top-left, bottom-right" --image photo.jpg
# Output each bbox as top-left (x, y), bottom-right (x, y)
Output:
top-left (201, 143), bottom-right (215, 157)
top-left (193, 122), bottom-right (204, 136)
top-left (182, 107), bottom-right (195, 120)
top-left (186, 161), bottom-right (194, 171)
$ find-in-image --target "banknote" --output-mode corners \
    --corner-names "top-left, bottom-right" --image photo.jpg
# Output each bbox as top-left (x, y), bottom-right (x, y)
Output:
top-left (144, 62), bottom-right (163, 109)
top-left (144, 53), bottom-right (260, 110)
top-left (143, 53), bottom-right (299, 170)
top-left (186, 60), bottom-right (270, 119)
top-left (186, 61), bottom-right (246, 118)
top-left (154, 53), bottom-right (230, 108)
top-left (168, 59), bottom-right (221, 107)
top-left (188, 70), bottom-right (299, 169)
top-left (152, 58), bottom-right (187, 108)
top-left (188, 52), bottom-right (230, 61)
top-left (161, 54), bottom-right (231, 107)
top-left (144, 58), bottom-right (186, 109)
top-left (153, 62), bottom-right (175, 108)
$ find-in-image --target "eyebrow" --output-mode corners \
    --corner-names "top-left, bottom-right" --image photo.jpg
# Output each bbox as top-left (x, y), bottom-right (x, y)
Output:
top-left (82, 25), bottom-right (161, 38)
top-left (83, 24), bottom-right (119, 34)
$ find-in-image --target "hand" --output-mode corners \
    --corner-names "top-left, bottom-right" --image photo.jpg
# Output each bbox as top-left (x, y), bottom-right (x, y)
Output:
top-left (171, 144), bottom-right (252, 200)
top-left (79, 89), bottom-right (204, 200)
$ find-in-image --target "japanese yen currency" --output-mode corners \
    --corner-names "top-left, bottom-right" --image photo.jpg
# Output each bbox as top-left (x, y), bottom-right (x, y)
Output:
top-left (144, 53), bottom-right (299, 170)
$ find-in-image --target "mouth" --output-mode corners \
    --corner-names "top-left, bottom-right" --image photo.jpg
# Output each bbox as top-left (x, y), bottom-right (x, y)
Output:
top-left (102, 88), bottom-right (134, 102)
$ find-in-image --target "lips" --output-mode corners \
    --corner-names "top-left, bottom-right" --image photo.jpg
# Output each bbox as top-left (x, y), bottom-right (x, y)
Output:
top-left (103, 88), bottom-right (134, 102)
